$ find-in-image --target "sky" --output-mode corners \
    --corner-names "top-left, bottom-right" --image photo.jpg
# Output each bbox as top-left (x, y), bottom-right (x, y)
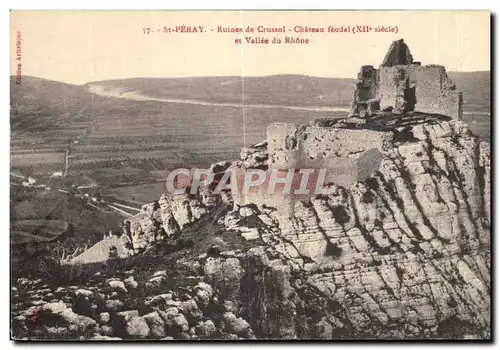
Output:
top-left (10, 10), bottom-right (491, 85)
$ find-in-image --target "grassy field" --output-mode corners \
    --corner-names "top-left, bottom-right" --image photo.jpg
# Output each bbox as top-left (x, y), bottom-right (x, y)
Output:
top-left (11, 189), bottom-right (124, 247)
top-left (104, 182), bottom-right (167, 204)
top-left (10, 75), bottom-right (351, 189)
top-left (11, 219), bottom-right (69, 244)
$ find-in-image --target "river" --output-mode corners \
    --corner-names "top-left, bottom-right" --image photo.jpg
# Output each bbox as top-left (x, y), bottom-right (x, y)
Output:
top-left (87, 85), bottom-right (351, 113)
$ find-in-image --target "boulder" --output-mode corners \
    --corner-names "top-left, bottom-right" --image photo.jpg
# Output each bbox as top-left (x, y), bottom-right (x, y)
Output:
top-left (99, 312), bottom-right (110, 324)
top-left (124, 276), bottom-right (138, 289)
top-left (193, 289), bottom-right (210, 308)
top-left (173, 314), bottom-right (189, 332)
top-left (180, 299), bottom-right (202, 321)
top-left (108, 280), bottom-right (128, 293)
top-left (195, 319), bottom-right (217, 337)
top-left (100, 325), bottom-right (114, 336)
top-left (105, 299), bottom-right (124, 312)
top-left (147, 276), bottom-right (167, 287)
top-left (126, 316), bottom-right (150, 339)
top-left (143, 311), bottom-right (166, 338)
top-left (42, 301), bottom-right (67, 314)
top-left (153, 270), bottom-right (168, 278)
top-left (157, 307), bottom-right (180, 327)
top-left (75, 289), bottom-right (94, 298)
top-left (117, 310), bottom-right (140, 322)
top-left (193, 282), bottom-right (214, 298)
top-left (59, 309), bottom-right (98, 333)
top-left (145, 293), bottom-right (173, 307)
top-left (222, 300), bottom-right (234, 312)
top-left (179, 331), bottom-right (191, 340)
top-left (222, 312), bottom-right (251, 335)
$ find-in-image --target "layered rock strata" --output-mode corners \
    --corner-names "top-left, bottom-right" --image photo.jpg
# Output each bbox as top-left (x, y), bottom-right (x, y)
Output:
top-left (220, 119), bottom-right (490, 339)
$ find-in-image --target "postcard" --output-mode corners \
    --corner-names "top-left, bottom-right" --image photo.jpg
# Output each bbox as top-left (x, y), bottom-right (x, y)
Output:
top-left (10, 10), bottom-right (491, 341)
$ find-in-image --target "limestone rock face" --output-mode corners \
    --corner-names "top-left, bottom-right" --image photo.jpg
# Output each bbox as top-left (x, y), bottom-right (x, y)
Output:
top-left (223, 120), bottom-right (490, 339)
top-left (236, 121), bottom-right (490, 262)
top-left (11, 117), bottom-right (489, 341)
top-left (126, 188), bottom-right (218, 251)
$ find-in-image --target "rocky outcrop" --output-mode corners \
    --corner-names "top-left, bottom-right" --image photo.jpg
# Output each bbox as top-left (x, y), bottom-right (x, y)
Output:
top-left (240, 141), bottom-right (269, 169)
top-left (126, 189), bottom-right (219, 252)
top-left (11, 119), bottom-right (489, 340)
top-left (230, 120), bottom-right (490, 261)
top-left (11, 271), bottom-right (255, 340)
top-left (220, 119), bottom-right (491, 339)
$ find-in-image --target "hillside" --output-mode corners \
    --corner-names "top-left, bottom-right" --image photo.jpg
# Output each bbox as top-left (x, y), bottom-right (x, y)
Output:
top-left (11, 117), bottom-right (491, 340)
top-left (10, 75), bottom-right (350, 187)
top-left (11, 72), bottom-right (490, 118)
top-left (87, 71), bottom-right (490, 110)
top-left (11, 72), bottom-right (490, 138)
top-left (9, 69), bottom-right (491, 341)
top-left (448, 71), bottom-right (490, 106)
top-left (9, 72), bottom-right (491, 212)
top-left (86, 75), bottom-right (356, 108)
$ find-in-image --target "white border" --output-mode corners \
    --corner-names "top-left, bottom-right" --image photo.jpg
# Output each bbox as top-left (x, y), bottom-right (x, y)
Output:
top-left (2, 1), bottom-right (499, 10)
top-left (2, 1), bottom-right (497, 349)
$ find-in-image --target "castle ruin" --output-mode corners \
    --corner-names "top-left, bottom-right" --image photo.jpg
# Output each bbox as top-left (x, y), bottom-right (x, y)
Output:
top-left (257, 38), bottom-right (464, 209)
top-left (349, 38), bottom-right (463, 120)
top-left (68, 38), bottom-right (469, 263)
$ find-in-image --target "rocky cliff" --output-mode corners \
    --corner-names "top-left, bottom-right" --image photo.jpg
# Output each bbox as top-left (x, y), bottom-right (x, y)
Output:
top-left (218, 118), bottom-right (491, 339)
top-left (11, 116), bottom-right (490, 340)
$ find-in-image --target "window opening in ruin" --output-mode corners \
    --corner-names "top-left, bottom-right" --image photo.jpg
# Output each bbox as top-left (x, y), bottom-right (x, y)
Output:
top-left (404, 86), bottom-right (416, 112)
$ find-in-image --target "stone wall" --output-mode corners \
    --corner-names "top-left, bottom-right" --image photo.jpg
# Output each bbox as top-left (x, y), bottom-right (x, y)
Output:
top-left (230, 123), bottom-right (393, 216)
top-left (410, 65), bottom-right (463, 118)
top-left (378, 66), bottom-right (410, 111)
top-left (352, 65), bottom-right (378, 106)
top-left (267, 122), bottom-right (392, 187)
top-left (232, 123), bottom-right (395, 217)
top-left (349, 39), bottom-right (463, 120)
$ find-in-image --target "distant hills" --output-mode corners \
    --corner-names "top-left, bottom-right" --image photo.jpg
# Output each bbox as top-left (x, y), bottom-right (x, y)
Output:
top-left (12, 71), bottom-right (490, 108)
top-left (10, 71), bottom-right (490, 134)
top-left (11, 76), bottom-right (99, 133)
top-left (86, 75), bottom-right (355, 107)
top-left (86, 71), bottom-right (490, 108)
top-left (447, 71), bottom-right (490, 105)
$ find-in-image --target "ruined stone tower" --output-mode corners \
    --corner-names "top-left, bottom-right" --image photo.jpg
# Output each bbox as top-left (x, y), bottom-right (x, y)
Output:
top-left (350, 39), bottom-right (463, 120)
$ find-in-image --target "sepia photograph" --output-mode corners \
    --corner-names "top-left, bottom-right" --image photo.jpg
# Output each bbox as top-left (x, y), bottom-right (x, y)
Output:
top-left (9, 10), bottom-right (491, 341)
